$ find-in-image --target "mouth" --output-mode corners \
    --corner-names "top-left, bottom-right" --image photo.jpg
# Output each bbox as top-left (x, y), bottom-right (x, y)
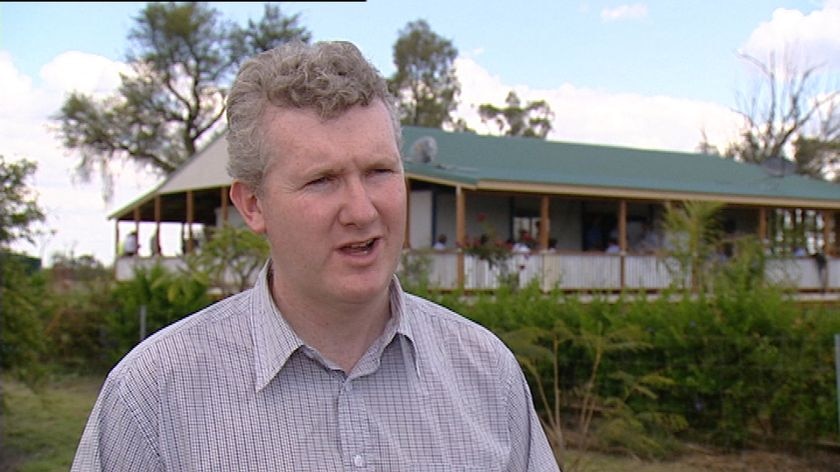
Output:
top-left (340, 238), bottom-right (378, 255)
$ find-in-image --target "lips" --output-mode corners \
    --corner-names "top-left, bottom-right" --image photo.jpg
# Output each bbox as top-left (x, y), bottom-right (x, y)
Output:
top-left (340, 238), bottom-right (378, 254)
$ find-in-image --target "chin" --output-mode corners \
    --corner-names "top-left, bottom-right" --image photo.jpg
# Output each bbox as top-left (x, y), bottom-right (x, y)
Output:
top-left (334, 273), bottom-right (393, 303)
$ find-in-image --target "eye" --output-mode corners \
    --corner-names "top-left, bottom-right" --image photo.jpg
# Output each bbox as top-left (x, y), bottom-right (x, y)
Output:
top-left (368, 167), bottom-right (395, 178)
top-left (304, 175), bottom-right (334, 189)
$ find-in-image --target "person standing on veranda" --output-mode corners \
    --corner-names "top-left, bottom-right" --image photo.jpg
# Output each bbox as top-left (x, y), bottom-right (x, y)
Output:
top-left (72, 40), bottom-right (560, 471)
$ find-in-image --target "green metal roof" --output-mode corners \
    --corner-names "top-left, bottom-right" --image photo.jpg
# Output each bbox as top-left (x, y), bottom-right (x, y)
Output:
top-left (401, 126), bottom-right (840, 209)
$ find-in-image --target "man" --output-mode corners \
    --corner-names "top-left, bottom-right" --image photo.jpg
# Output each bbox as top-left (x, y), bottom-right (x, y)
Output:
top-left (122, 230), bottom-right (138, 257)
top-left (433, 233), bottom-right (448, 250)
top-left (72, 41), bottom-right (560, 471)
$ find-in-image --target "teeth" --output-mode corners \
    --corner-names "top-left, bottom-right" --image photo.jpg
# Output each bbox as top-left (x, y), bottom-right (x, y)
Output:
top-left (347, 239), bottom-right (373, 249)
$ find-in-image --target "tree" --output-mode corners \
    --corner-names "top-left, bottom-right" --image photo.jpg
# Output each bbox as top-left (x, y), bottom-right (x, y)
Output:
top-left (661, 201), bottom-right (724, 293)
top-left (478, 90), bottom-right (554, 139)
top-left (183, 224), bottom-right (269, 297)
top-left (229, 4), bottom-right (312, 61)
top-left (54, 2), bottom-right (311, 200)
top-left (792, 99), bottom-right (840, 180)
top-left (0, 156), bottom-right (45, 248)
top-left (725, 50), bottom-right (839, 179)
top-left (0, 156), bottom-right (48, 379)
top-left (389, 19), bottom-right (460, 128)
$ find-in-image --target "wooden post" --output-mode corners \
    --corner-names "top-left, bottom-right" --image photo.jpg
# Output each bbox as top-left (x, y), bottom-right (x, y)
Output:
top-left (133, 207), bottom-right (140, 234)
top-left (132, 207), bottom-right (141, 257)
top-left (186, 190), bottom-right (194, 253)
top-left (758, 207), bottom-right (767, 248)
top-left (456, 186), bottom-right (466, 290)
top-left (823, 210), bottom-right (833, 256)
top-left (220, 186), bottom-right (229, 225)
top-left (618, 200), bottom-right (627, 290)
top-left (835, 211), bottom-right (840, 256)
top-left (540, 196), bottom-right (550, 250)
top-left (154, 195), bottom-right (161, 256)
top-left (404, 178), bottom-right (411, 249)
top-left (114, 220), bottom-right (120, 259)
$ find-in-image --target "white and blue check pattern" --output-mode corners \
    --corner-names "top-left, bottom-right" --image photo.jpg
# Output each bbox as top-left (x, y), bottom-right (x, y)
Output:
top-left (72, 262), bottom-right (560, 471)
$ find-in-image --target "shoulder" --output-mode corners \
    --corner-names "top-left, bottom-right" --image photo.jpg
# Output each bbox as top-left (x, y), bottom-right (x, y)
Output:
top-left (108, 289), bottom-right (253, 385)
top-left (403, 293), bottom-right (518, 372)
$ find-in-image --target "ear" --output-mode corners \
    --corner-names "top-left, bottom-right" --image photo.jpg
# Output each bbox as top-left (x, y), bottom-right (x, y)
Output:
top-left (230, 180), bottom-right (266, 234)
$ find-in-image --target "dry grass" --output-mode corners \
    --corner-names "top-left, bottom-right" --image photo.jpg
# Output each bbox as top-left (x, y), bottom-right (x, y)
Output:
top-left (562, 445), bottom-right (840, 471)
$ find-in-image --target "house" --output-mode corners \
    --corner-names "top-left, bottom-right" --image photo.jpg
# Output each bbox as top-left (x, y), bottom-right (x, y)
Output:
top-left (111, 126), bottom-right (840, 293)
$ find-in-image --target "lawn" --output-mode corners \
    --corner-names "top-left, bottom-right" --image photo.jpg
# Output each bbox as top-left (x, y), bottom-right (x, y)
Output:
top-left (2, 375), bottom-right (837, 471)
top-left (1, 375), bottom-right (102, 472)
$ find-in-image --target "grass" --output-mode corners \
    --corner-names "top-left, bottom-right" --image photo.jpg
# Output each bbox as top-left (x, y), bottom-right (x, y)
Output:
top-left (1, 374), bottom-right (836, 471)
top-left (1, 374), bottom-right (102, 472)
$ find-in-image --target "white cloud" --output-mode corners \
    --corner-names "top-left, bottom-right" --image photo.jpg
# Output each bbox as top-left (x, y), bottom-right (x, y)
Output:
top-left (2, 51), bottom-right (745, 267)
top-left (40, 51), bottom-right (130, 96)
top-left (601, 3), bottom-right (648, 22)
top-left (0, 51), bottom-right (161, 266)
top-left (454, 57), bottom-right (741, 154)
top-left (742, 1), bottom-right (840, 70)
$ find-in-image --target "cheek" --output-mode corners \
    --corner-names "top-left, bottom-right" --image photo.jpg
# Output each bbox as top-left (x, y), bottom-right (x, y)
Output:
top-left (375, 184), bottom-right (406, 219)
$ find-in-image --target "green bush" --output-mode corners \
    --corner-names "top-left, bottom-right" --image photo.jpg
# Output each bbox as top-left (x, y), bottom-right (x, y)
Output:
top-left (105, 263), bottom-right (212, 363)
top-left (408, 275), bottom-right (840, 458)
top-left (0, 254), bottom-right (51, 382)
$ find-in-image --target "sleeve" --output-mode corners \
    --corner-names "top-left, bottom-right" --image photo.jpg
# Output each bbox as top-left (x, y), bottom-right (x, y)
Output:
top-left (504, 352), bottom-right (562, 472)
top-left (71, 372), bottom-right (163, 472)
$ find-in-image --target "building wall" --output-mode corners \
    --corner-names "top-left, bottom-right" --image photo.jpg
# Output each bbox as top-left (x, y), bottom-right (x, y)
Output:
top-left (409, 190), bottom-right (434, 248)
top-left (434, 191), bottom-right (456, 249)
top-left (549, 199), bottom-right (582, 250)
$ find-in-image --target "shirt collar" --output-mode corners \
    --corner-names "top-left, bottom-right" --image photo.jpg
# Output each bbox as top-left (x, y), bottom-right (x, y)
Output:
top-left (250, 261), bottom-right (305, 392)
top-left (250, 261), bottom-right (421, 392)
top-left (388, 276), bottom-right (423, 384)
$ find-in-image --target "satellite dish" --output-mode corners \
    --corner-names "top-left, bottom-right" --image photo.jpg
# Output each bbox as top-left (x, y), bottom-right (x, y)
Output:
top-left (408, 136), bottom-right (438, 164)
top-left (761, 156), bottom-right (796, 177)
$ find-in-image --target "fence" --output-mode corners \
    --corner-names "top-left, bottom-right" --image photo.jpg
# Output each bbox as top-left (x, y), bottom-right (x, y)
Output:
top-left (402, 251), bottom-right (840, 293)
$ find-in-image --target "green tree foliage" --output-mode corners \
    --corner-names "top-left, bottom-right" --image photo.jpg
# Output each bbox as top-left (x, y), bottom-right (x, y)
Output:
top-left (229, 3), bottom-right (311, 58)
top-left (793, 134), bottom-right (840, 181)
top-left (416, 280), bottom-right (840, 460)
top-left (661, 201), bottom-right (725, 293)
top-left (107, 263), bottom-right (211, 362)
top-left (0, 157), bottom-right (45, 247)
top-left (0, 156), bottom-right (48, 380)
top-left (478, 90), bottom-right (554, 139)
top-left (0, 260), bottom-right (50, 379)
top-left (183, 224), bottom-right (269, 297)
top-left (389, 19), bottom-right (460, 128)
top-left (54, 2), bottom-right (310, 199)
top-left (42, 254), bottom-right (114, 371)
top-left (725, 51), bottom-right (839, 179)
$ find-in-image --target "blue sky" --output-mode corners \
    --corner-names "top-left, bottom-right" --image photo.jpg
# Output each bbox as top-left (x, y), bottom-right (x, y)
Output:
top-left (1, 1), bottom-right (838, 264)
top-left (4, 1), bottom-right (829, 104)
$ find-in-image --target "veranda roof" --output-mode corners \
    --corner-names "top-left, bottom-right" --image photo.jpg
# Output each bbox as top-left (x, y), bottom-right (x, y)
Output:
top-left (111, 126), bottom-right (840, 223)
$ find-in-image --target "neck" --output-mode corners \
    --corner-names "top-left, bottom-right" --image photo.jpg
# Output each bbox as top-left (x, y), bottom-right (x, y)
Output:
top-left (270, 280), bottom-right (392, 373)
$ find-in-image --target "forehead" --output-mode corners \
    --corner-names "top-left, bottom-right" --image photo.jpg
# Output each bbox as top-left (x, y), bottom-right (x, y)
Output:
top-left (261, 101), bottom-right (398, 163)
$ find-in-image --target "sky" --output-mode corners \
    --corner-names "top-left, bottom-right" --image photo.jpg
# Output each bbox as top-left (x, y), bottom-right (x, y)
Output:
top-left (1, 0), bottom-right (839, 266)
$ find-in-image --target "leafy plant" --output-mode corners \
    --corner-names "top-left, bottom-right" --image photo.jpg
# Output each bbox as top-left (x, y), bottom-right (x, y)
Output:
top-left (460, 212), bottom-right (512, 269)
top-left (183, 224), bottom-right (269, 297)
top-left (397, 249), bottom-right (433, 293)
top-left (661, 200), bottom-right (724, 292)
top-left (107, 263), bottom-right (212, 362)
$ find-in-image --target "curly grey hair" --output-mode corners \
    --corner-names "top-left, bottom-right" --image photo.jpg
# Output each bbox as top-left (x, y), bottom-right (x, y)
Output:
top-left (226, 41), bottom-right (401, 191)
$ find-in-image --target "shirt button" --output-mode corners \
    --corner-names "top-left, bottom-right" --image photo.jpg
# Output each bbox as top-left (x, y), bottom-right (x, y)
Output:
top-left (352, 454), bottom-right (365, 467)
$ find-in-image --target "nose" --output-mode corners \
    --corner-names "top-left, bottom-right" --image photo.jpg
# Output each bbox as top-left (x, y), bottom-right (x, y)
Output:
top-left (338, 176), bottom-right (377, 227)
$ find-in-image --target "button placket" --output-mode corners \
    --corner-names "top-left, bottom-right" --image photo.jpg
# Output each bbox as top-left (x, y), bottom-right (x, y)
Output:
top-left (337, 378), bottom-right (370, 470)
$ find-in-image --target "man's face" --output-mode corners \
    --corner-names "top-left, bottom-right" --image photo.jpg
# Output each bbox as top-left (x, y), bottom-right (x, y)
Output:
top-left (243, 100), bottom-right (406, 307)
